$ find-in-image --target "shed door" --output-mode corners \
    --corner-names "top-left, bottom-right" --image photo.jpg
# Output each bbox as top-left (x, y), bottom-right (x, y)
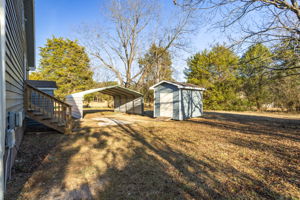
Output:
top-left (160, 92), bottom-right (173, 117)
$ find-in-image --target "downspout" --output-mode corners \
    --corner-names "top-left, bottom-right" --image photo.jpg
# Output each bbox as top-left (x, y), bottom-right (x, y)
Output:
top-left (0, 0), bottom-right (6, 198)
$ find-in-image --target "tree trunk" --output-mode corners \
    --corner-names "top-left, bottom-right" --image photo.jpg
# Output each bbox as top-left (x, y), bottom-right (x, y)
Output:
top-left (256, 98), bottom-right (261, 111)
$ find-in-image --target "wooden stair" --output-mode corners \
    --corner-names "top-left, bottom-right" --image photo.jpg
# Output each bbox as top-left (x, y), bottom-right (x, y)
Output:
top-left (25, 83), bottom-right (72, 133)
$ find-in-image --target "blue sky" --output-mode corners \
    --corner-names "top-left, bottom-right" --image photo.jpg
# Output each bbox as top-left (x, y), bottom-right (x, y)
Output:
top-left (36, 0), bottom-right (104, 52)
top-left (35, 0), bottom-right (226, 81)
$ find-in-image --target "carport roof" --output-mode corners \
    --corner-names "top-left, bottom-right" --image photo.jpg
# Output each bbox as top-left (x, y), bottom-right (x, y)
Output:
top-left (67, 85), bottom-right (143, 98)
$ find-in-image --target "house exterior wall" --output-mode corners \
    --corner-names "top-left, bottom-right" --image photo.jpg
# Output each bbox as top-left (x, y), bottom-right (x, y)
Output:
top-left (4, 0), bottom-right (29, 185)
top-left (181, 89), bottom-right (203, 120)
top-left (0, 0), bottom-right (6, 196)
top-left (154, 82), bottom-right (180, 120)
top-left (5, 0), bottom-right (27, 115)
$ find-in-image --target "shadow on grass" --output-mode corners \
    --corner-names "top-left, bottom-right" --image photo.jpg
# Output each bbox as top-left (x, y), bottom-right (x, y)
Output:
top-left (98, 121), bottom-right (292, 199)
top-left (83, 109), bottom-right (114, 118)
top-left (6, 111), bottom-right (299, 199)
top-left (188, 112), bottom-right (300, 142)
top-left (5, 130), bottom-right (65, 199)
top-left (143, 110), bottom-right (154, 118)
top-left (228, 137), bottom-right (300, 189)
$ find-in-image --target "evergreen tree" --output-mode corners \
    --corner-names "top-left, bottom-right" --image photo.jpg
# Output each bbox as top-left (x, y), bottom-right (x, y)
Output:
top-left (270, 76), bottom-right (300, 111)
top-left (239, 43), bottom-right (273, 110)
top-left (185, 45), bottom-right (243, 110)
top-left (30, 37), bottom-right (94, 99)
top-left (270, 44), bottom-right (300, 111)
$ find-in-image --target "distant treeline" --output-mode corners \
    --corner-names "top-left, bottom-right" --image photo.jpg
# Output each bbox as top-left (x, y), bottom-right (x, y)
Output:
top-left (185, 44), bottom-right (300, 112)
top-left (31, 37), bottom-right (299, 112)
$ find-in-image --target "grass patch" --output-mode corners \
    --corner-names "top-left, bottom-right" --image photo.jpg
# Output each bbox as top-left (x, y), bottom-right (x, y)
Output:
top-left (6, 111), bottom-right (300, 199)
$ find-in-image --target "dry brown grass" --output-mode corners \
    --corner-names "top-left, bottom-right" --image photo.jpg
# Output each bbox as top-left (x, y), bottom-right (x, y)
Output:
top-left (6, 111), bottom-right (300, 200)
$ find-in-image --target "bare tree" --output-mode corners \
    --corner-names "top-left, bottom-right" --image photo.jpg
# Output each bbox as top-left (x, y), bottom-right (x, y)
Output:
top-left (173, 0), bottom-right (299, 45)
top-left (81, 0), bottom-right (194, 88)
top-left (173, 0), bottom-right (300, 74)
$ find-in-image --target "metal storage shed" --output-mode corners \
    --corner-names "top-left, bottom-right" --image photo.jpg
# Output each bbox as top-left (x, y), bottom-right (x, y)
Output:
top-left (150, 81), bottom-right (205, 120)
top-left (66, 85), bottom-right (144, 118)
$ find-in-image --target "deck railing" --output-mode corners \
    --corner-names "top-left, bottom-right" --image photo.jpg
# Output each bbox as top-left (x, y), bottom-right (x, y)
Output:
top-left (24, 83), bottom-right (72, 132)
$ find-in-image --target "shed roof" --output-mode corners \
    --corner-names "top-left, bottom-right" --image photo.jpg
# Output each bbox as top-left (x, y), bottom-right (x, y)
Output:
top-left (150, 80), bottom-right (205, 91)
top-left (67, 85), bottom-right (143, 98)
top-left (26, 80), bottom-right (57, 89)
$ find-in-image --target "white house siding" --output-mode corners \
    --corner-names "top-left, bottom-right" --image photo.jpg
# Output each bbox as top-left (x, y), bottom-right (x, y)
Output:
top-left (4, 0), bottom-right (27, 182)
top-left (5, 0), bottom-right (26, 117)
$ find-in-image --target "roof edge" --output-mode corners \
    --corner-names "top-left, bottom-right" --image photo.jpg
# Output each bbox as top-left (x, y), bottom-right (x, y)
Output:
top-left (150, 80), bottom-right (206, 91)
top-left (66, 85), bottom-right (143, 97)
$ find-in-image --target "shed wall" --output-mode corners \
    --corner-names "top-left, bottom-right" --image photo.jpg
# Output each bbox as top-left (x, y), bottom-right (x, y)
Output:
top-left (65, 96), bottom-right (83, 119)
top-left (126, 97), bottom-right (133, 113)
top-left (133, 97), bottom-right (143, 115)
top-left (154, 83), bottom-right (179, 120)
top-left (181, 89), bottom-right (203, 119)
top-left (119, 96), bottom-right (127, 112)
top-left (113, 96), bottom-right (121, 112)
top-left (114, 96), bottom-right (143, 115)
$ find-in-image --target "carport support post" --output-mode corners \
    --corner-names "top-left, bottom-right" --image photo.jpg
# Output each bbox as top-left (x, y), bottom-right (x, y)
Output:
top-left (153, 90), bottom-right (156, 117)
top-left (142, 97), bottom-right (144, 115)
top-left (118, 96), bottom-right (121, 112)
top-left (132, 97), bottom-right (134, 114)
top-left (179, 89), bottom-right (183, 120)
top-left (125, 96), bottom-right (127, 113)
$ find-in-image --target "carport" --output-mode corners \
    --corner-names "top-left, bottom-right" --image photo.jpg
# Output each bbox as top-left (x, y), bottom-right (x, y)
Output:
top-left (66, 85), bottom-right (144, 118)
